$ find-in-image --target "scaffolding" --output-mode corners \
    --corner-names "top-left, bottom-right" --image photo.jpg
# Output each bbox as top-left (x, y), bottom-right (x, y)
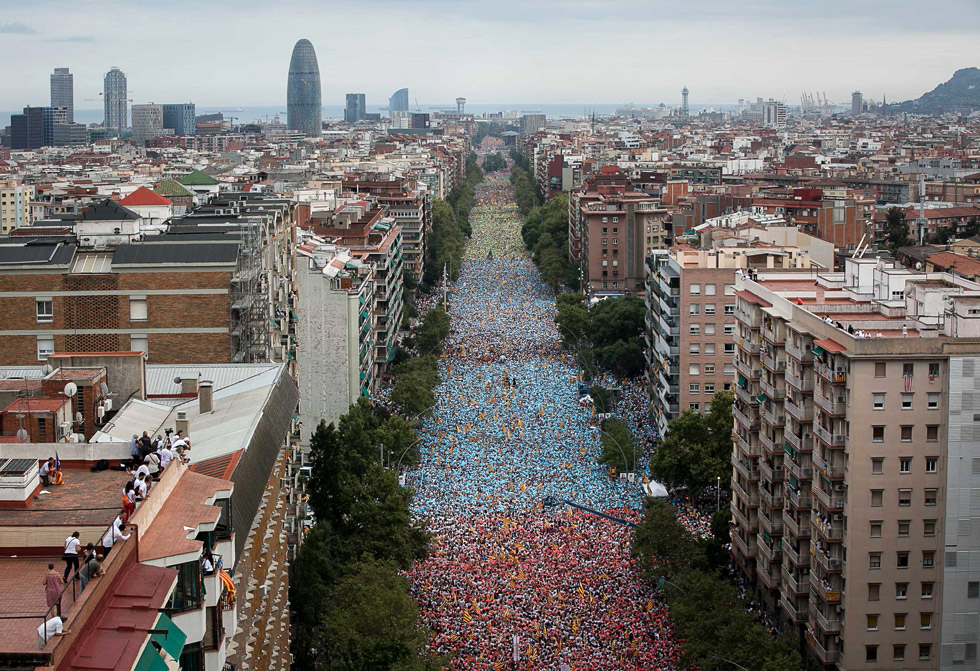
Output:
top-left (230, 216), bottom-right (270, 363)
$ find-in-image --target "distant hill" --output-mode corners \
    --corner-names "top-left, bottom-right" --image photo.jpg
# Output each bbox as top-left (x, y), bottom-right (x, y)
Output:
top-left (887, 67), bottom-right (980, 115)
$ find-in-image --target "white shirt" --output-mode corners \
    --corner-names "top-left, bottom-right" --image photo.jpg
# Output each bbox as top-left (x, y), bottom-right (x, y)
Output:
top-left (135, 465), bottom-right (150, 480)
top-left (40, 462), bottom-right (54, 476)
top-left (135, 479), bottom-right (148, 499)
top-left (102, 523), bottom-right (130, 548)
top-left (37, 617), bottom-right (63, 639)
top-left (64, 536), bottom-right (80, 555)
top-left (158, 448), bottom-right (174, 469)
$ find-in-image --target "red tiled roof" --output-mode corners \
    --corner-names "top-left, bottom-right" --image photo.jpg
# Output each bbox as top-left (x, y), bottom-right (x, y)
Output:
top-left (735, 290), bottom-right (772, 308)
top-left (118, 186), bottom-right (172, 207)
top-left (814, 338), bottom-right (847, 353)
top-left (1, 397), bottom-right (68, 414)
top-left (189, 449), bottom-right (243, 481)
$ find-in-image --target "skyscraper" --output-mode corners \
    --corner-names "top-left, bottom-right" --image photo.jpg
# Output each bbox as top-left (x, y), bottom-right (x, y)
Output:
top-left (389, 88), bottom-right (409, 115)
top-left (104, 66), bottom-right (127, 134)
top-left (286, 39), bottom-right (322, 137)
top-left (50, 68), bottom-right (73, 123)
top-left (162, 103), bottom-right (196, 135)
top-left (131, 104), bottom-right (164, 144)
top-left (852, 90), bottom-right (864, 115)
top-left (345, 93), bottom-right (366, 123)
top-left (681, 86), bottom-right (689, 117)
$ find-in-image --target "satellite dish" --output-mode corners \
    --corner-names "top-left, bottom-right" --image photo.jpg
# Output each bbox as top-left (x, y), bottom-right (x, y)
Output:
top-left (41, 364), bottom-right (53, 375)
top-left (75, 412), bottom-right (83, 424)
top-left (99, 382), bottom-right (110, 396)
top-left (173, 376), bottom-right (183, 385)
top-left (16, 428), bottom-right (28, 442)
top-left (63, 382), bottom-right (78, 397)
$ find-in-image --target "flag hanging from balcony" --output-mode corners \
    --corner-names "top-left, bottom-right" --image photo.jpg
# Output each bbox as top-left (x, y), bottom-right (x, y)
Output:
top-left (904, 375), bottom-right (913, 393)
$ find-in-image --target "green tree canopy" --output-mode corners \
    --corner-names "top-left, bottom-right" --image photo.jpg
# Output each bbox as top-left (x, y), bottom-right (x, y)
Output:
top-left (590, 295), bottom-right (645, 348)
top-left (650, 390), bottom-right (734, 494)
top-left (884, 206), bottom-right (911, 252)
top-left (597, 417), bottom-right (640, 473)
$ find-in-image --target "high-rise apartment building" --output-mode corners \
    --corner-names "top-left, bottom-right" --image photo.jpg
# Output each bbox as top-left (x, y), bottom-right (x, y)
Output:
top-left (762, 99), bottom-right (787, 128)
top-left (729, 257), bottom-right (980, 670)
top-left (286, 39), bottom-right (322, 137)
top-left (852, 91), bottom-right (864, 115)
top-left (162, 103), bottom-right (196, 135)
top-left (389, 88), bottom-right (409, 115)
top-left (131, 103), bottom-right (164, 144)
top-left (50, 67), bottom-right (73, 123)
top-left (0, 180), bottom-right (35, 234)
top-left (345, 93), bottom-right (366, 123)
top-left (104, 66), bottom-right (128, 133)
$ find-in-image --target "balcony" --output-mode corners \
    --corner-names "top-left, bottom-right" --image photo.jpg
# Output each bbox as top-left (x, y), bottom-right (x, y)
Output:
top-left (814, 361), bottom-right (846, 385)
top-left (781, 567), bottom-right (809, 595)
top-left (784, 398), bottom-right (813, 423)
top-left (761, 351), bottom-right (787, 374)
top-left (785, 369), bottom-right (814, 392)
top-left (759, 508), bottom-right (784, 535)
top-left (734, 432), bottom-right (761, 457)
top-left (814, 549), bottom-right (843, 573)
top-left (811, 452), bottom-right (845, 480)
top-left (731, 502), bottom-right (758, 533)
top-left (759, 460), bottom-right (784, 484)
top-left (734, 384), bottom-right (760, 408)
top-left (813, 518), bottom-right (844, 542)
top-left (762, 322), bottom-right (781, 344)
top-left (787, 488), bottom-right (813, 510)
top-left (783, 542), bottom-right (810, 569)
top-left (784, 458), bottom-right (813, 482)
top-left (731, 455), bottom-right (759, 483)
top-left (732, 479), bottom-right (760, 508)
top-left (813, 389), bottom-right (846, 416)
top-left (734, 307), bottom-right (762, 328)
top-left (783, 510), bottom-right (811, 539)
top-left (809, 572), bottom-right (842, 604)
top-left (780, 593), bottom-right (808, 622)
top-left (760, 486), bottom-right (785, 509)
top-left (812, 423), bottom-right (845, 448)
top-left (807, 633), bottom-right (839, 665)
top-left (757, 534), bottom-right (782, 564)
top-left (757, 562), bottom-right (780, 590)
top-left (759, 430), bottom-right (777, 455)
top-left (810, 603), bottom-right (841, 634)
top-left (731, 530), bottom-right (756, 558)
top-left (812, 484), bottom-right (845, 511)
top-left (761, 403), bottom-right (785, 427)
top-left (760, 376), bottom-right (787, 400)
top-left (785, 340), bottom-right (813, 363)
top-left (734, 356), bottom-right (761, 380)
top-left (733, 403), bottom-right (760, 430)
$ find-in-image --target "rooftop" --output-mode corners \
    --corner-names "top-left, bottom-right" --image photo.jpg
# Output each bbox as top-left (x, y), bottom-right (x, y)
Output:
top-left (0, 467), bottom-right (130, 528)
top-left (139, 469), bottom-right (232, 562)
top-left (118, 186), bottom-right (173, 208)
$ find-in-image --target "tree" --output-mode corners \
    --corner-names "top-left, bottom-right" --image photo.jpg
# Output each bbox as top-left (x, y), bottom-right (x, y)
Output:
top-left (590, 295), bottom-right (645, 348)
top-left (410, 307), bottom-right (450, 356)
top-left (632, 499), bottom-right (704, 578)
top-left (481, 152), bottom-right (507, 173)
top-left (594, 339), bottom-right (646, 378)
top-left (589, 385), bottom-right (611, 413)
top-left (884, 206), bottom-right (911, 252)
top-left (555, 294), bottom-right (591, 346)
top-left (597, 417), bottom-right (639, 473)
top-left (318, 556), bottom-right (443, 671)
top-left (650, 390), bottom-right (733, 493)
top-left (290, 528), bottom-right (339, 671)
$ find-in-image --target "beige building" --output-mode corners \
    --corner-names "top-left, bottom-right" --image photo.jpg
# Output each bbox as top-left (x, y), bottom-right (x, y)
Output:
top-left (730, 256), bottom-right (980, 670)
top-left (0, 180), bottom-right (34, 233)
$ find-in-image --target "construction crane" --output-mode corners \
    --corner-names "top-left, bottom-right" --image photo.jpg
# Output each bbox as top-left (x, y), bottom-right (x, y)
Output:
top-left (414, 98), bottom-right (421, 112)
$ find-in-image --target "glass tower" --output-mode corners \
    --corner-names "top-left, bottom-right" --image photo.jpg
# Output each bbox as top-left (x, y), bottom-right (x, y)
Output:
top-left (50, 68), bottom-right (74, 123)
top-left (287, 39), bottom-right (322, 137)
top-left (104, 67), bottom-right (128, 134)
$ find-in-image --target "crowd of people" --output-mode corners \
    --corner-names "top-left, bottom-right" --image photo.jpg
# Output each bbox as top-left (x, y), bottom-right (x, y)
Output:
top-left (405, 173), bottom-right (684, 668)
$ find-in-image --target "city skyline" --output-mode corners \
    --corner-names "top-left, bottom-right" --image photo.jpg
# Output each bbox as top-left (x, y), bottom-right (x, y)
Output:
top-left (0, 0), bottom-right (977, 110)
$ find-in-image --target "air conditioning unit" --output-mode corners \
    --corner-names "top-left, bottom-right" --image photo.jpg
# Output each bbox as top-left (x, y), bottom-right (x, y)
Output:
top-left (833, 513), bottom-right (843, 521)
top-left (59, 421), bottom-right (72, 436)
top-left (103, 399), bottom-right (112, 412)
top-left (97, 406), bottom-right (106, 419)
top-left (834, 483), bottom-right (845, 492)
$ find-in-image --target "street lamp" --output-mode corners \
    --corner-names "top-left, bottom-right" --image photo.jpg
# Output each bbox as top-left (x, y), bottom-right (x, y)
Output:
top-left (710, 655), bottom-right (750, 671)
top-left (394, 438), bottom-right (424, 472)
top-left (598, 426), bottom-right (635, 477)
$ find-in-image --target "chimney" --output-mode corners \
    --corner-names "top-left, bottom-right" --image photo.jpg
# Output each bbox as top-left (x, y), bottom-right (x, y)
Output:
top-left (175, 410), bottom-right (189, 436)
top-left (180, 376), bottom-right (199, 396)
top-left (199, 381), bottom-right (214, 414)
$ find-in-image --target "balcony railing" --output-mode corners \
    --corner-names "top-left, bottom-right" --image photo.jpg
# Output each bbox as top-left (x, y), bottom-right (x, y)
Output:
top-left (759, 431), bottom-right (776, 455)
top-left (759, 460), bottom-right (784, 483)
top-left (762, 404), bottom-right (785, 427)
top-left (757, 534), bottom-right (782, 563)
top-left (732, 479), bottom-right (760, 507)
top-left (759, 508), bottom-right (784, 535)
top-left (813, 517), bottom-right (844, 542)
top-left (734, 432), bottom-right (761, 457)
top-left (812, 484), bottom-right (845, 511)
top-left (731, 502), bottom-right (758, 533)
top-left (784, 458), bottom-right (813, 482)
top-left (787, 488), bottom-right (813, 510)
top-left (810, 603), bottom-right (841, 633)
top-left (761, 352), bottom-right (787, 373)
top-left (809, 572), bottom-right (842, 604)
top-left (731, 531), bottom-right (756, 558)
top-left (814, 549), bottom-right (843, 573)
top-left (734, 307), bottom-right (762, 328)
top-left (784, 369), bottom-right (814, 392)
top-left (811, 452), bottom-right (846, 480)
top-left (760, 487), bottom-right (785, 510)
top-left (760, 377), bottom-right (787, 400)
top-left (780, 593), bottom-right (808, 622)
top-left (757, 562), bottom-right (780, 590)
top-left (783, 542), bottom-right (810, 569)
top-left (734, 356), bottom-right (762, 380)
top-left (807, 633), bottom-right (840, 664)
top-left (734, 384), bottom-right (761, 409)
top-left (731, 455), bottom-right (760, 483)
top-left (812, 423), bottom-right (845, 447)
top-left (781, 567), bottom-right (808, 595)
top-left (814, 361), bottom-right (847, 385)
top-left (785, 340), bottom-right (813, 362)
top-left (813, 390), bottom-right (847, 416)
top-left (785, 398), bottom-right (814, 423)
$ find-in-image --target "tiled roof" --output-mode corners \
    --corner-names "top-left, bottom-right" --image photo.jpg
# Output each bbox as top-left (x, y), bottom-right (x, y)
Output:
top-left (178, 170), bottom-right (219, 186)
top-left (119, 186), bottom-right (172, 207)
top-left (78, 199), bottom-right (140, 221)
top-left (189, 449), bottom-right (244, 480)
top-left (154, 179), bottom-right (194, 198)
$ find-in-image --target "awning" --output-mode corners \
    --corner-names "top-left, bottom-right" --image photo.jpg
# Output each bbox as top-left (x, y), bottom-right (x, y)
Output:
top-left (813, 337), bottom-right (846, 353)
top-left (756, 393), bottom-right (767, 403)
top-left (150, 613), bottom-right (186, 660)
top-left (737, 375), bottom-right (748, 388)
top-left (811, 345), bottom-right (825, 356)
top-left (735, 290), bottom-right (773, 307)
top-left (135, 645), bottom-right (169, 671)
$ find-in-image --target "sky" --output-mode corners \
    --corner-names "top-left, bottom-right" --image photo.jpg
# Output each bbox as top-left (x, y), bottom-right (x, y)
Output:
top-left (0, 0), bottom-right (978, 111)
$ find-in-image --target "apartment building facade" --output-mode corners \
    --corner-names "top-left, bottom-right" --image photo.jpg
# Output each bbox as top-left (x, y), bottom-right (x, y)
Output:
top-left (729, 260), bottom-right (980, 670)
top-left (0, 180), bottom-right (34, 233)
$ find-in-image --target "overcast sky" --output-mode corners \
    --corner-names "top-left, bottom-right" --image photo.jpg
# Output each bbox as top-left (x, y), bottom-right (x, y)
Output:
top-left (1, 0), bottom-right (977, 110)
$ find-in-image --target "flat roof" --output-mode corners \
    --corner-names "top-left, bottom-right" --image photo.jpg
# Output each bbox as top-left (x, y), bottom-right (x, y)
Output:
top-left (0, 558), bottom-right (78, 653)
top-left (0, 468), bottom-right (130, 528)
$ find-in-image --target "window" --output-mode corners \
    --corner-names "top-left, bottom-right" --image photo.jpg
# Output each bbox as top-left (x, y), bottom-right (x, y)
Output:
top-left (689, 384), bottom-right (700, 394)
top-left (925, 458), bottom-right (937, 475)
top-left (689, 364), bottom-right (700, 375)
top-left (866, 646), bottom-right (878, 663)
top-left (689, 343), bottom-right (700, 355)
top-left (967, 644), bottom-right (978, 663)
top-left (724, 304), bottom-right (735, 315)
top-left (922, 582), bottom-right (934, 599)
top-left (724, 343), bottom-right (735, 354)
top-left (903, 363), bottom-right (915, 377)
top-left (704, 323), bottom-right (716, 335)
top-left (704, 364), bottom-right (715, 375)
top-left (872, 458), bottom-right (884, 474)
top-left (919, 644), bottom-right (931, 661)
top-left (724, 284), bottom-right (735, 296)
top-left (601, 238), bottom-right (608, 245)
top-left (871, 489), bottom-right (883, 507)
top-left (898, 489), bottom-right (912, 507)
top-left (36, 299), bottom-right (53, 322)
top-left (898, 520), bottom-right (910, 537)
top-left (897, 552), bottom-right (909, 569)
top-left (927, 392), bottom-right (939, 409)
top-left (924, 489), bottom-right (937, 506)
top-left (873, 393), bottom-right (885, 410)
top-left (969, 581), bottom-right (980, 598)
top-left (923, 551), bottom-right (934, 568)
top-left (869, 583), bottom-right (880, 601)
top-left (689, 324), bottom-right (700, 335)
top-left (705, 303), bottom-right (715, 315)
top-left (689, 402), bottom-right (700, 411)
top-left (900, 458), bottom-right (912, 473)
top-left (705, 284), bottom-right (716, 296)
top-left (929, 362), bottom-right (940, 377)
top-left (920, 612), bottom-right (932, 629)
top-left (875, 362), bottom-right (886, 377)
top-left (924, 520), bottom-right (936, 537)
top-left (130, 297), bottom-right (147, 322)
top-left (690, 284), bottom-right (701, 295)
top-left (900, 425), bottom-right (913, 441)
top-left (611, 238), bottom-right (618, 245)
top-left (893, 645), bottom-right (905, 661)
top-left (130, 334), bottom-right (148, 353)
top-left (896, 583), bottom-right (908, 599)
top-left (926, 426), bottom-right (938, 442)
top-left (894, 613), bottom-right (906, 630)
top-left (873, 426), bottom-right (885, 443)
top-left (869, 552), bottom-right (881, 569)
top-left (36, 335), bottom-right (54, 361)
top-left (169, 560), bottom-right (203, 611)
top-left (704, 383), bottom-right (715, 394)
top-left (870, 521), bottom-right (882, 537)
top-left (901, 393), bottom-right (913, 409)
top-left (179, 642), bottom-right (204, 671)
top-left (724, 364), bottom-right (735, 376)
top-left (704, 343), bottom-right (715, 355)
top-left (867, 614), bottom-right (879, 630)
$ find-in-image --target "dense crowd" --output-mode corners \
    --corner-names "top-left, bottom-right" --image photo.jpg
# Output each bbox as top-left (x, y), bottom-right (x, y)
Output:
top-left (406, 173), bottom-right (684, 669)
